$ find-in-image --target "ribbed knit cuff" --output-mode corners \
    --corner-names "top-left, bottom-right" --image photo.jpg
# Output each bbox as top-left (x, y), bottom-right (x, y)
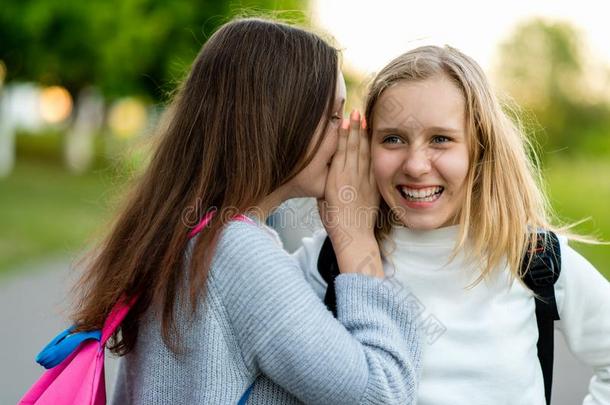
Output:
top-left (334, 273), bottom-right (421, 344)
top-left (335, 273), bottom-right (400, 315)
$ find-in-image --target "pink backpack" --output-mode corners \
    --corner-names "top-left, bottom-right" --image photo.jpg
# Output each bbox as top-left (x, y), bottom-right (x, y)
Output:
top-left (19, 212), bottom-right (254, 405)
top-left (18, 296), bottom-right (134, 405)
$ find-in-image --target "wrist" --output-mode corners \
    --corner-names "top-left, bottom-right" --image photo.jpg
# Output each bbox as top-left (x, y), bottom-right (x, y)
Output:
top-left (327, 225), bottom-right (375, 247)
top-left (334, 236), bottom-right (383, 278)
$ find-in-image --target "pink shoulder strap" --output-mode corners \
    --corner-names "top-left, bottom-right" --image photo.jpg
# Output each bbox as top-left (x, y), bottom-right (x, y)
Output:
top-left (103, 210), bottom-right (255, 342)
top-left (188, 210), bottom-right (254, 238)
top-left (101, 295), bottom-right (138, 344)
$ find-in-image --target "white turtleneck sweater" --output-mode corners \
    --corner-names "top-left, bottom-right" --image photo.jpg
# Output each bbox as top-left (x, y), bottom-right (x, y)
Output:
top-left (292, 225), bottom-right (610, 405)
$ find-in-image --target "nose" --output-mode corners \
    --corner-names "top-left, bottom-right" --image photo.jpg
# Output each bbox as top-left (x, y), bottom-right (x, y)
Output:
top-left (401, 147), bottom-right (431, 178)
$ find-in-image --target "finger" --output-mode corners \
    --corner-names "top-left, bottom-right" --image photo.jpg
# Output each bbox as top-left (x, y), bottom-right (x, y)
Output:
top-left (346, 109), bottom-right (361, 171)
top-left (335, 117), bottom-right (349, 170)
top-left (359, 116), bottom-right (371, 176)
top-left (368, 155), bottom-right (376, 187)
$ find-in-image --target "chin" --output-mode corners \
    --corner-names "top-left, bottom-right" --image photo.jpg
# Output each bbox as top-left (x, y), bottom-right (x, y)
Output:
top-left (405, 222), bottom-right (441, 230)
top-left (400, 219), bottom-right (436, 230)
top-left (312, 184), bottom-right (325, 200)
top-left (294, 183), bottom-right (324, 199)
top-left (396, 211), bottom-right (450, 230)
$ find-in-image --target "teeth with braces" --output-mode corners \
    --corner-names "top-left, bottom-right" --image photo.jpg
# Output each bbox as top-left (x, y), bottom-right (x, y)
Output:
top-left (400, 186), bottom-right (443, 201)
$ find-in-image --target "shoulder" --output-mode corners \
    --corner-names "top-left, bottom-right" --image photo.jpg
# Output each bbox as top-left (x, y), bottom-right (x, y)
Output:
top-left (290, 229), bottom-right (329, 297)
top-left (210, 220), bottom-right (303, 288)
top-left (556, 236), bottom-right (599, 279)
top-left (302, 228), bottom-right (328, 248)
top-left (292, 228), bottom-right (328, 267)
top-left (554, 236), bottom-right (610, 316)
top-left (217, 219), bottom-right (283, 252)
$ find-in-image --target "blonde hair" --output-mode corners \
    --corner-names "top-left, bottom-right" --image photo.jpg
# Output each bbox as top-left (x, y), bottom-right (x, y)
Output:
top-left (366, 45), bottom-right (573, 284)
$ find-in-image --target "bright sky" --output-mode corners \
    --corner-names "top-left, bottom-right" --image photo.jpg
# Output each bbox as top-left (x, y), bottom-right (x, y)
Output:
top-left (311, 0), bottom-right (610, 78)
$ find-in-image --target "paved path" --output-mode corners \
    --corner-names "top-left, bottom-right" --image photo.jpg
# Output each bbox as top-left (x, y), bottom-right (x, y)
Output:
top-left (0, 256), bottom-right (594, 404)
top-left (0, 258), bottom-right (120, 404)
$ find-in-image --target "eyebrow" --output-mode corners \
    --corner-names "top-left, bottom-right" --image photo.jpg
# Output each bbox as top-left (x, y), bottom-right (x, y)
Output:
top-left (375, 125), bottom-right (461, 134)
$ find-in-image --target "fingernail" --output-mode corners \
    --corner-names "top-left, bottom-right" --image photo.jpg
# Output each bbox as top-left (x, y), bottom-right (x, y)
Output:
top-left (350, 109), bottom-right (360, 121)
top-left (341, 118), bottom-right (350, 130)
top-left (361, 117), bottom-right (367, 129)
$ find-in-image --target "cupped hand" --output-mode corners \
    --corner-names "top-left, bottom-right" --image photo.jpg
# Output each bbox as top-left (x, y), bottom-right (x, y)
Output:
top-left (318, 110), bottom-right (382, 277)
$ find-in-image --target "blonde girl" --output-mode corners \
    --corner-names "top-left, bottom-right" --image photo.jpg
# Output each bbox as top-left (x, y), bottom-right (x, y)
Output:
top-left (362, 44), bottom-right (610, 405)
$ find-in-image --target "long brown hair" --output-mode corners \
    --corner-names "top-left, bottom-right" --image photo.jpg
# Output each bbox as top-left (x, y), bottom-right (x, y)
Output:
top-left (71, 17), bottom-right (338, 355)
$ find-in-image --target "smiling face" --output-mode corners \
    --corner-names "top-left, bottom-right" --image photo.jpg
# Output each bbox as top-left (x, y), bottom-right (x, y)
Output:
top-left (371, 74), bottom-right (470, 230)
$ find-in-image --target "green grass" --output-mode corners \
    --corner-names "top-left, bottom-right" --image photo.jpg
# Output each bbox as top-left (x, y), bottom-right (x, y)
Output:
top-left (0, 159), bottom-right (129, 278)
top-left (544, 158), bottom-right (610, 279)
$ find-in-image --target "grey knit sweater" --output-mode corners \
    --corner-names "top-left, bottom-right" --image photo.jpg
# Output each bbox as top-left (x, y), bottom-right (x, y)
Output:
top-left (111, 219), bottom-right (421, 404)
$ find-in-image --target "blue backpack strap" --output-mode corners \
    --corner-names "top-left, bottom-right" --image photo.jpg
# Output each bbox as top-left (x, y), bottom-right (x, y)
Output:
top-left (35, 325), bottom-right (102, 369)
top-left (237, 380), bottom-right (256, 405)
top-left (521, 231), bottom-right (561, 405)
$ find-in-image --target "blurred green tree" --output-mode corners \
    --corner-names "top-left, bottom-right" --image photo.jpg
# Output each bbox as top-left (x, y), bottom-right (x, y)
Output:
top-left (494, 19), bottom-right (610, 156)
top-left (0, 0), bottom-right (306, 101)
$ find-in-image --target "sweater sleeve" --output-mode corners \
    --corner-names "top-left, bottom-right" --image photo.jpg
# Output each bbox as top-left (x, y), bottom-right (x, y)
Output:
top-left (554, 240), bottom-right (610, 405)
top-left (210, 221), bottom-right (421, 405)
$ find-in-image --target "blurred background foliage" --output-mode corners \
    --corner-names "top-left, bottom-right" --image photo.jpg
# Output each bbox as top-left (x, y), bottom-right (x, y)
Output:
top-left (0, 1), bottom-right (608, 279)
top-left (494, 19), bottom-right (610, 157)
top-left (0, 0), bottom-right (304, 100)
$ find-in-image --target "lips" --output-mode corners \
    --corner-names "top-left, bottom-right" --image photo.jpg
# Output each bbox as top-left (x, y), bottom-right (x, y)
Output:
top-left (397, 185), bottom-right (444, 202)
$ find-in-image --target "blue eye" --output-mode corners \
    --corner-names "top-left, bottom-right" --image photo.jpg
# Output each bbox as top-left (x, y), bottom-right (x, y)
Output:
top-left (382, 135), bottom-right (403, 144)
top-left (431, 135), bottom-right (450, 144)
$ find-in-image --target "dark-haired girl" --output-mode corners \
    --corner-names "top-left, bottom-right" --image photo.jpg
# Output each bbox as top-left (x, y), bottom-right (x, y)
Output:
top-left (70, 18), bottom-right (421, 404)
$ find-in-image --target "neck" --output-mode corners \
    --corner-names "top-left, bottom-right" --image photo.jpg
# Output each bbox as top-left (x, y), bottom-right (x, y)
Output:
top-left (248, 188), bottom-right (286, 223)
top-left (391, 223), bottom-right (461, 246)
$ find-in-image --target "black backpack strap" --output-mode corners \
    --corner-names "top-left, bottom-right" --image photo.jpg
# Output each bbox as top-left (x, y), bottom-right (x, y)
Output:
top-left (521, 231), bottom-right (562, 405)
top-left (317, 236), bottom-right (340, 317)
